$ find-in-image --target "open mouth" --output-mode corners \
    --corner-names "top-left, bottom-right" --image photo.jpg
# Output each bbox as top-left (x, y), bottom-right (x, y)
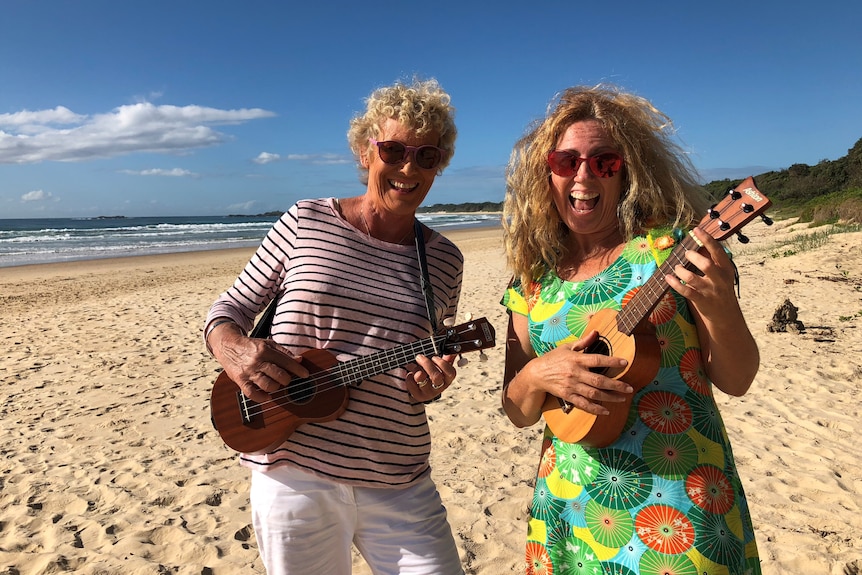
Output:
top-left (390, 180), bottom-right (418, 192)
top-left (569, 191), bottom-right (599, 212)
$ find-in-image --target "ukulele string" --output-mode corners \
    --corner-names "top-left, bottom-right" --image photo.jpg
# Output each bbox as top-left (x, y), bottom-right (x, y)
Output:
top-left (557, 195), bottom-right (750, 385)
top-left (245, 337), bottom-right (444, 417)
top-left (590, 198), bottom-right (743, 345)
top-left (567, 227), bottom-right (710, 356)
top-left (241, 325), bottom-right (476, 418)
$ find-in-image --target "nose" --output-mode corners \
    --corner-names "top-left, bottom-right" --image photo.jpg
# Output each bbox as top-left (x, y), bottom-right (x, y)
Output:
top-left (400, 151), bottom-right (421, 173)
top-left (572, 158), bottom-right (593, 180)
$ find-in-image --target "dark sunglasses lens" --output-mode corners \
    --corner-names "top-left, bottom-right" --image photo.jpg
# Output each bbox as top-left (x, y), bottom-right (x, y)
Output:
top-left (591, 153), bottom-right (623, 178)
top-left (548, 151), bottom-right (577, 176)
top-left (415, 146), bottom-right (442, 169)
top-left (378, 141), bottom-right (406, 164)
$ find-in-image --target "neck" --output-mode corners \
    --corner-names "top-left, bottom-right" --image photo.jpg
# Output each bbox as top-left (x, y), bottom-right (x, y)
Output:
top-left (357, 198), bottom-right (416, 245)
top-left (557, 233), bottom-right (625, 281)
top-left (567, 228), bottom-right (625, 256)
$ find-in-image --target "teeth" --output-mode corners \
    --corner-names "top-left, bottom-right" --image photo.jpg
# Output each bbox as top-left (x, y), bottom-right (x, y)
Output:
top-left (570, 191), bottom-right (598, 200)
top-left (391, 180), bottom-right (415, 190)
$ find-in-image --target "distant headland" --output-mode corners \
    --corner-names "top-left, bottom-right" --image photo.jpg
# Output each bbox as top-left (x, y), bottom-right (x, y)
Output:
top-left (227, 203), bottom-right (505, 219)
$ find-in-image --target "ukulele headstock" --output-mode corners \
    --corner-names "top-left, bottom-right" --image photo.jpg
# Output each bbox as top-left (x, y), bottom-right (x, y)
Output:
top-left (700, 176), bottom-right (772, 242)
top-left (441, 317), bottom-right (496, 355)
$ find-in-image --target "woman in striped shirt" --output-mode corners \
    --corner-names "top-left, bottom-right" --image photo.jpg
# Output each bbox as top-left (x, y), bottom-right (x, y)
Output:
top-left (204, 78), bottom-right (465, 575)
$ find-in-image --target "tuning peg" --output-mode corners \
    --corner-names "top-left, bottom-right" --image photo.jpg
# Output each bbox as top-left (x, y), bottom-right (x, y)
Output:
top-left (457, 355), bottom-right (469, 367)
top-left (463, 312), bottom-right (473, 321)
top-left (736, 232), bottom-right (750, 244)
top-left (760, 214), bottom-right (774, 226)
top-left (479, 351), bottom-right (488, 362)
top-left (443, 317), bottom-right (455, 327)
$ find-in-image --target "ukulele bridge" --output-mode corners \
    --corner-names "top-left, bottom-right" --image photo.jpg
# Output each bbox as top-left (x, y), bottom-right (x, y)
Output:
top-left (237, 392), bottom-right (260, 425)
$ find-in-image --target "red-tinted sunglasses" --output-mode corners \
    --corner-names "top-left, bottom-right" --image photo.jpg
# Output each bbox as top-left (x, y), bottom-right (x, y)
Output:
top-left (369, 138), bottom-right (445, 171)
top-left (547, 151), bottom-right (624, 178)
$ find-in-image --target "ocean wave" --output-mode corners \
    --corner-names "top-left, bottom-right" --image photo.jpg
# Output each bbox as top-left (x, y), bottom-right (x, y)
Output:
top-left (0, 213), bottom-right (498, 267)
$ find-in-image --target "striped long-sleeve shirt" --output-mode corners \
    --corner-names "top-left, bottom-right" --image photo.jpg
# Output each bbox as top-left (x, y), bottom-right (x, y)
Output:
top-left (206, 198), bottom-right (464, 488)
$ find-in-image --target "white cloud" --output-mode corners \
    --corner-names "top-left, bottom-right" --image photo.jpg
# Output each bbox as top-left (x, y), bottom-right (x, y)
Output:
top-left (0, 106), bottom-right (85, 132)
top-left (253, 152), bottom-right (281, 164)
top-left (286, 153), bottom-right (351, 165)
top-left (119, 168), bottom-right (198, 177)
top-left (0, 102), bottom-right (276, 164)
top-left (21, 189), bottom-right (54, 202)
top-left (227, 200), bottom-right (258, 212)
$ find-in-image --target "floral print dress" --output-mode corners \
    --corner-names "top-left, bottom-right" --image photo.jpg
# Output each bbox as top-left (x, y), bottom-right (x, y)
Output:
top-left (501, 232), bottom-right (761, 575)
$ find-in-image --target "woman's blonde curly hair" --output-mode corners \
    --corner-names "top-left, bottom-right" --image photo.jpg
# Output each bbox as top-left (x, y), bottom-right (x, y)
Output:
top-left (347, 77), bottom-right (457, 185)
top-left (503, 84), bottom-right (712, 288)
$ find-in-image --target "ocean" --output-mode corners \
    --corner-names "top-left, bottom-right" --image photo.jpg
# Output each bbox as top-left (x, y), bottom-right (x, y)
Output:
top-left (0, 212), bottom-right (501, 268)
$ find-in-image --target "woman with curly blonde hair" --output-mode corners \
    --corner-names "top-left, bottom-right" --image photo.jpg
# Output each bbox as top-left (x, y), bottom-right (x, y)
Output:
top-left (205, 77), bottom-right (465, 574)
top-left (504, 84), bottom-right (712, 288)
top-left (500, 85), bottom-right (762, 574)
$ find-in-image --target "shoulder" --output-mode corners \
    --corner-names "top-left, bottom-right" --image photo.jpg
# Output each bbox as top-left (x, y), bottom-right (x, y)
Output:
top-left (286, 198), bottom-right (343, 224)
top-left (427, 229), bottom-right (464, 264)
top-left (292, 197), bottom-right (333, 213)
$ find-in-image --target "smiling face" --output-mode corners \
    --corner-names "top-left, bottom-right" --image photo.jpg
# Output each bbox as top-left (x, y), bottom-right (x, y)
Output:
top-left (362, 117), bottom-right (440, 218)
top-left (550, 119), bottom-right (625, 246)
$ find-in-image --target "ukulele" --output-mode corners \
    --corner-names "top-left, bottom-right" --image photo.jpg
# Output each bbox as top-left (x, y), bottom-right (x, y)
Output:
top-left (211, 317), bottom-right (496, 454)
top-left (542, 176), bottom-right (772, 447)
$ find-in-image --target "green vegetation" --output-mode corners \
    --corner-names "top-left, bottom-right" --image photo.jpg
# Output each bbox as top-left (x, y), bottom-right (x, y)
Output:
top-left (703, 137), bottom-right (862, 226)
top-left (765, 225), bottom-right (861, 259)
top-left (418, 201), bottom-right (503, 213)
top-left (427, 136), bottom-right (862, 224)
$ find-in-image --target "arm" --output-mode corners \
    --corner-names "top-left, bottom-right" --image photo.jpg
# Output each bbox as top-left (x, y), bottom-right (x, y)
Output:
top-left (502, 311), bottom-right (632, 428)
top-left (666, 227), bottom-right (760, 396)
top-left (502, 312), bottom-right (544, 426)
top-left (205, 320), bottom-right (309, 403)
top-left (204, 208), bottom-right (309, 402)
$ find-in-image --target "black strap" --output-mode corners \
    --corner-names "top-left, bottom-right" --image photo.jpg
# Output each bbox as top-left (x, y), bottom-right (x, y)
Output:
top-left (413, 219), bottom-right (437, 332)
top-left (250, 294), bottom-right (279, 338)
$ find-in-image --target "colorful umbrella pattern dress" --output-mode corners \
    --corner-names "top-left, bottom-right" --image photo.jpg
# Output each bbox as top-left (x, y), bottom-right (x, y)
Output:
top-left (501, 231), bottom-right (761, 575)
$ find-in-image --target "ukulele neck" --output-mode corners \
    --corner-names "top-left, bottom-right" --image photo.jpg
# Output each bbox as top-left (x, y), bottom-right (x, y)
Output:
top-left (616, 231), bottom-right (702, 335)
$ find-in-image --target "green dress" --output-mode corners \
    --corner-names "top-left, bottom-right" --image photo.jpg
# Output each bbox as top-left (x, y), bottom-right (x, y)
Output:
top-left (501, 232), bottom-right (761, 575)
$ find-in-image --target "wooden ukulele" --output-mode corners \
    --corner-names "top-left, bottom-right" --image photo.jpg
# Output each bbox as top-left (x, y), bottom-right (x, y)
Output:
top-left (542, 176), bottom-right (772, 446)
top-left (211, 317), bottom-right (496, 454)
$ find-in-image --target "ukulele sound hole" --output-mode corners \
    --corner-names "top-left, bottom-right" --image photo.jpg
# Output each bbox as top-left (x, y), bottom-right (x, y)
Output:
top-left (586, 337), bottom-right (611, 375)
top-left (285, 379), bottom-right (316, 405)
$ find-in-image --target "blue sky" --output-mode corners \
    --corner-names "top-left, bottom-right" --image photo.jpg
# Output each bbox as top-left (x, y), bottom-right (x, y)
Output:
top-left (2, 0), bottom-right (860, 219)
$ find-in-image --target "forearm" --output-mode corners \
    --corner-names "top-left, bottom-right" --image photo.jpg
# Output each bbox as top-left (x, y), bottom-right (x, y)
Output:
top-left (204, 319), bottom-right (246, 362)
top-left (698, 308), bottom-right (760, 396)
top-left (502, 364), bottom-right (547, 428)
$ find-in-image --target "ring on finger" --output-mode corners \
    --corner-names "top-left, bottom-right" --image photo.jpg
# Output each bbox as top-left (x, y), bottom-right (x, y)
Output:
top-left (431, 381), bottom-right (445, 390)
top-left (416, 377), bottom-right (428, 388)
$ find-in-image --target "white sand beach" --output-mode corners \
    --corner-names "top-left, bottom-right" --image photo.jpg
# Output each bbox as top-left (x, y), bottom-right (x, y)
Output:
top-left (1, 222), bottom-right (860, 574)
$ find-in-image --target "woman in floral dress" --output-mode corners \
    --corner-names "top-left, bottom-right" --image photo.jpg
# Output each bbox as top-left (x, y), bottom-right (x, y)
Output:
top-left (500, 85), bottom-right (762, 575)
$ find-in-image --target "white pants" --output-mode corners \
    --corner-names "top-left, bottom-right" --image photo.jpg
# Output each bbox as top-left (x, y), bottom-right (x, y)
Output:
top-left (250, 465), bottom-right (464, 575)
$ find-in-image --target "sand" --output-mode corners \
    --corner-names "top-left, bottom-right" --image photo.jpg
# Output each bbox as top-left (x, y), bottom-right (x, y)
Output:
top-left (1, 221), bottom-right (861, 575)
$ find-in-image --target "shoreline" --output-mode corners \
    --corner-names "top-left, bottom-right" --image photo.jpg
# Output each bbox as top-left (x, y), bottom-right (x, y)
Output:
top-left (0, 222), bottom-right (503, 273)
top-left (0, 213), bottom-right (503, 271)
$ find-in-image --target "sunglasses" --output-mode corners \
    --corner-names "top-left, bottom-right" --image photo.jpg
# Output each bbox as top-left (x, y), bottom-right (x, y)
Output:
top-left (369, 138), bottom-right (445, 171)
top-left (547, 150), bottom-right (624, 178)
